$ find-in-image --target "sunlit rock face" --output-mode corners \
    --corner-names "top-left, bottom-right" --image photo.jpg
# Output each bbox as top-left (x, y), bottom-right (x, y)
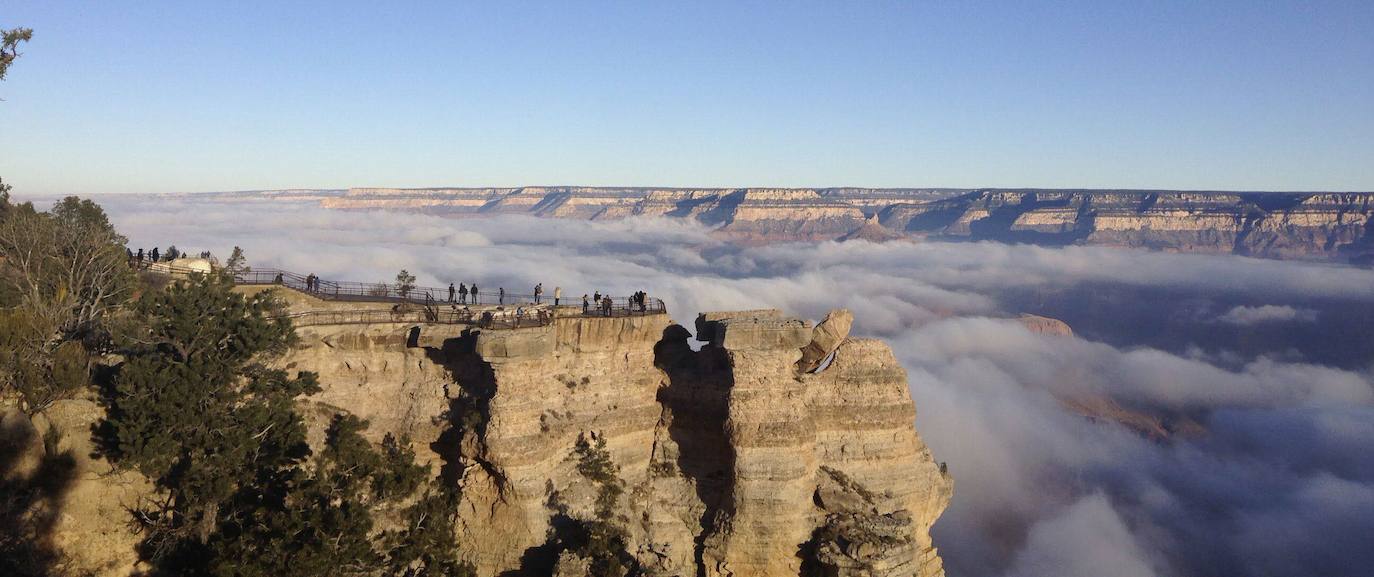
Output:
top-left (320, 186), bottom-right (944, 242)
top-left (272, 306), bottom-right (951, 577)
top-left (880, 189), bottom-right (1374, 261)
top-left (308, 187), bottom-right (1374, 260)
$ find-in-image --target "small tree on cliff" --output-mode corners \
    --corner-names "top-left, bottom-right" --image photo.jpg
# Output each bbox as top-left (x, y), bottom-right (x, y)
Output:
top-left (552, 432), bottom-right (636, 576)
top-left (396, 269), bottom-right (417, 299)
top-left (223, 246), bottom-right (248, 276)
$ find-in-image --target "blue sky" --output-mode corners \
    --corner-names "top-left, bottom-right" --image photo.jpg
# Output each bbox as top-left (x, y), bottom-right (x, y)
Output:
top-left (2, 1), bottom-right (1372, 194)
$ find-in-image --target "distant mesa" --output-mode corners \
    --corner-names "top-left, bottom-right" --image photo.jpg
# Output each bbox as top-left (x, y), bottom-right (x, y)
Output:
top-left (1014, 313), bottom-right (1074, 337)
top-left (177, 186), bottom-right (1374, 262)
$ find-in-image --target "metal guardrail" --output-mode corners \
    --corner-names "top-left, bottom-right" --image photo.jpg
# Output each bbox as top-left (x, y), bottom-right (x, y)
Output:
top-left (137, 261), bottom-right (666, 328)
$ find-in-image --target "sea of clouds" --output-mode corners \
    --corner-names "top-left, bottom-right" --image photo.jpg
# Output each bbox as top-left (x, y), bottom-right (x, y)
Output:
top-left (80, 195), bottom-right (1374, 577)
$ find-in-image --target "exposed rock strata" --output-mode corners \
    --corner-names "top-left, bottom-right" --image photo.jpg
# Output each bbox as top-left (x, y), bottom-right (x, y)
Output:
top-left (879, 189), bottom-right (1374, 261)
top-left (27, 298), bottom-right (950, 577)
top-left (281, 307), bottom-right (951, 576)
top-left (304, 187), bottom-right (1374, 260)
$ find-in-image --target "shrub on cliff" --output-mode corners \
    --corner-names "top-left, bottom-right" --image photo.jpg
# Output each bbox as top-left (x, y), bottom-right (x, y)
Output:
top-left (554, 433), bottom-right (636, 577)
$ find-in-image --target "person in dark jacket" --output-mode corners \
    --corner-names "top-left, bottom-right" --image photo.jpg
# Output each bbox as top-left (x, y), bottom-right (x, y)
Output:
top-left (459, 283), bottom-right (468, 304)
top-left (499, 287), bottom-right (505, 305)
top-left (582, 294), bottom-right (590, 314)
top-left (471, 284), bottom-right (479, 304)
top-left (448, 283), bottom-right (456, 303)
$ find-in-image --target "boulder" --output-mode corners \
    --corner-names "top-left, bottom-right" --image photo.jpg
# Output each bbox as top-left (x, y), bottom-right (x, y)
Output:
top-left (798, 309), bottom-right (853, 373)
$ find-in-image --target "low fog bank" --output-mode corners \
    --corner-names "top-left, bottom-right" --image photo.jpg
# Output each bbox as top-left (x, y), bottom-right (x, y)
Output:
top-left (95, 196), bottom-right (1374, 577)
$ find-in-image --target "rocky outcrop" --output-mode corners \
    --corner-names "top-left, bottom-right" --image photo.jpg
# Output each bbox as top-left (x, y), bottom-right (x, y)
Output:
top-left (799, 308), bottom-right (854, 372)
top-left (271, 306), bottom-right (951, 576)
top-left (1, 400), bottom-right (155, 577)
top-left (1015, 314), bottom-right (1074, 337)
top-left (11, 303), bottom-right (950, 577)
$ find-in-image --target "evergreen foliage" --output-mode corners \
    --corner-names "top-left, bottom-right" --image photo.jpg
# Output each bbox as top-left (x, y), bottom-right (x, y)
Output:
top-left (102, 272), bottom-right (318, 567)
top-left (224, 246), bottom-right (248, 275)
top-left (101, 272), bottom-right (473, 576)
top-left (559, 433), bottom-right (637, 576)
top-left (0, 26), bottom-right (31, 82)
top-left (396, 270), bottom-right (417, 299)
top-left (208, 415), bottom-right (474, 577)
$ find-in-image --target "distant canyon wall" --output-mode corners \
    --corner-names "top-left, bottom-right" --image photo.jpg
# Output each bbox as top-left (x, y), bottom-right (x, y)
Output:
top-left (299, 187), bottom-right (1374, 261)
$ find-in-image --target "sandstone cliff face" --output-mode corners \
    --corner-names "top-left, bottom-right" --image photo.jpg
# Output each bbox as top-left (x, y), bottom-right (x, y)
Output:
top-left (879, 189), bottom-right (1374, 261)
top-left (307, 186), bottom-right (1374, 260)
top-left (9, 287), bottom-right (950, 577)
top-left (321, 187), bottom-right (926, 243)
top-left (275, 308), bottom-right (951, 576)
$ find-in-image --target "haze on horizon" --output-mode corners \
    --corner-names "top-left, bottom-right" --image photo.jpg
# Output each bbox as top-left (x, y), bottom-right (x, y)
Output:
top-left (3, 1), bottom-right (1374, 195)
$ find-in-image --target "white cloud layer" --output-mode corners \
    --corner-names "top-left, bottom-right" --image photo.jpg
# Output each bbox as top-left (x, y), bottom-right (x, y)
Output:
top-left (81, 195), bottom-right (1374, 577)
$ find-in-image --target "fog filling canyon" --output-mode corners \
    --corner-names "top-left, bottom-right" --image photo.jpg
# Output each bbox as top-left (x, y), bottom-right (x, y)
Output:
top-left (96, 196), bottom-right (1374, 577)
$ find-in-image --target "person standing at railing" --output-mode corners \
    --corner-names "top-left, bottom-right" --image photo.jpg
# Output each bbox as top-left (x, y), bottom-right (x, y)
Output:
top-left (449, 283), bottom-right (456, 303)
top-left (582, 294), bottom-right (590, 314)
top-left (554, 286), bottom-right (562, 306)
top-left (499, 287), bottom-right (505, 305)
top-left (471, 284), bottom-right (479, 304)
top-left (534, 283), bottom-right (543, 304)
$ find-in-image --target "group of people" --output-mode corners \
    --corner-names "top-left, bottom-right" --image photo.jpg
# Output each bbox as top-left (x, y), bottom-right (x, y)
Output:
top-left (580, 290), bottom-right (653, 316)
top-left (447, 282), bottom-right (482, 304)
top-left (449, 279), bottom-right (662, 319)
top-left (125, 247), bottom-right (215, 268)
top-left (126, 247), bottom-right (167, 265)
top-left (304, 273), bottom-right (322, 292)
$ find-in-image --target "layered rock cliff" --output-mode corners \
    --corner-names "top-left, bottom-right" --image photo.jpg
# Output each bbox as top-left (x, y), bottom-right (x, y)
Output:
top-left (303, 186), bottom-right (1374, 261)
top-left (8, 302), bottom-right (951, 577)
top-left (283, 306), bottom-right (952, 576)
top-left (318, 187), bottom-right (962, 243)
top-left (879, 189), bottom-right (1374, 261)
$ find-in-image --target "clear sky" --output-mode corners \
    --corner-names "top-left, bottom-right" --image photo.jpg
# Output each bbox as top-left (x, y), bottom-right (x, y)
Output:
top-left (2, 1), bottom-right (1372, 195)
